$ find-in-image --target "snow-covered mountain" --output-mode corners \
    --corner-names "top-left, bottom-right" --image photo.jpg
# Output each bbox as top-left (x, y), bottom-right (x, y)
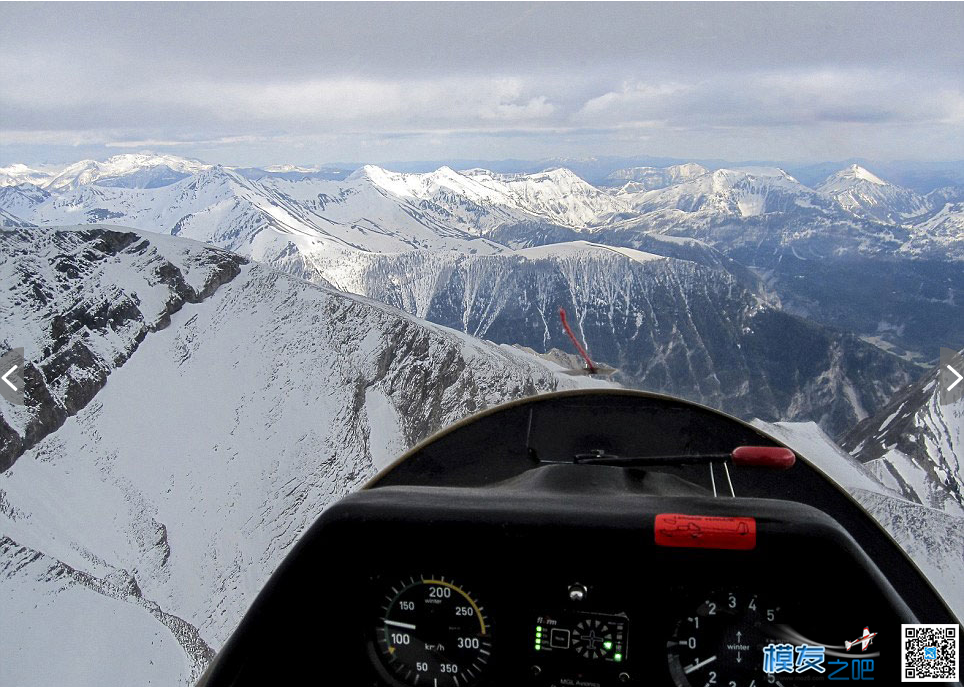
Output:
top-left (2, 158), bottom-right (941, 435)
top-left (615, 167), bottom-right (831, 217)
top-left (458, 167), bottom-right (629, 226)
top-left (840, 354), bottom-right (963, 516)
top-left (817, 164), bottom-right (929, 224)
top-left (605, 162), bottom-right (709, 190)
top-left (42, 153), bottom-right (212, 191)
top-left (593, 163), bottom-right (964, 262)
top-left (598, 165), bottom-right (912, 262)
top-left (0, 163), bottom-right (57, 188)
top-left (0, 225), bottom-right (606, 686)
top-left (0, 207), bottom-right (32, 227)
top-left (0, 183), bottom-right (51, 218)
top-left (4, 155), bottom-right (960, 366)
top-left (321, 240), bottom-right (919, 436)
top-left (6, 155), bottom-right (962, 262)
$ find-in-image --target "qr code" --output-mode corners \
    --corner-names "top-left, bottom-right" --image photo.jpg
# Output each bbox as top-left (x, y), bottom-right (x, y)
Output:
top-left (902, 624), bottom-right (960, 682)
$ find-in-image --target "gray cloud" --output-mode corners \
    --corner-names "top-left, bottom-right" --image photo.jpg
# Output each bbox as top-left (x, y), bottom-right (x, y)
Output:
top-left (1, 2), bottom-right (962, 165)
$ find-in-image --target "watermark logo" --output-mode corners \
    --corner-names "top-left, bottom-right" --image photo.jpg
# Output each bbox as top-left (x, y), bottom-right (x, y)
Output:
top-left (764, 628), bottom-right (878, 680)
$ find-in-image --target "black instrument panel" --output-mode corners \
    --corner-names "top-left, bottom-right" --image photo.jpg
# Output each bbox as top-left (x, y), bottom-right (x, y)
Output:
top-left (350, 486), bottom-right (909, 687)
top-left (202, 475), bottom-right (915, 686)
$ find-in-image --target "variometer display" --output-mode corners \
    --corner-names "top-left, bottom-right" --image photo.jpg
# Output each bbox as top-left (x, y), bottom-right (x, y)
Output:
top-left (667, 589), bottom-right (783, 687)
top-left (375, 576), bottom-right (491, 686)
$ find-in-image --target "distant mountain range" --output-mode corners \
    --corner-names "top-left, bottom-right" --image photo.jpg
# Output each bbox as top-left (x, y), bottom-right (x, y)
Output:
top-left (4, 154), bottom-right (961, 262)
top-left (2, 153), bottom-right (961, 410)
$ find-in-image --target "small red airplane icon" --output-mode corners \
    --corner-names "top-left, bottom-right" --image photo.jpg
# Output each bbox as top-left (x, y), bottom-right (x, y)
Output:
top-left (845, 627), bottom-right (877, 651)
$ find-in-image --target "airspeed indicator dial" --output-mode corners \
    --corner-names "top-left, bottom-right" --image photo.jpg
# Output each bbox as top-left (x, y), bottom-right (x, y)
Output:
top-left (375, 576), bottom-right (491, 686)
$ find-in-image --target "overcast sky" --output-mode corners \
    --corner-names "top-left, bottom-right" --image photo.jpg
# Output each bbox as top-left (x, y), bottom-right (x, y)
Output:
top-left (2, 2), bottom-right (962, 167)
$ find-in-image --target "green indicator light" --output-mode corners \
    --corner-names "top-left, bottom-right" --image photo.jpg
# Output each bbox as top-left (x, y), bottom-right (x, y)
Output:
top-left (614, 653), bottom-right (623, 662)
top-left (535, 644), bottom-right (541, 651)
top-left (537, 626), bottom-right (543, 631)
top-left (603, 641), bottom-right (613, 650)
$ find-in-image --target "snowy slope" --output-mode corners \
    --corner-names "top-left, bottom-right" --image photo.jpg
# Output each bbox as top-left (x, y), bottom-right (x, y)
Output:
top-left (840, 357), bottom-right (963, 515)
top-left (1, 537), bottom-right (201, 687)
top-left (902, 200), bottom-right (964, 258)
top-left (755, 420), bottom-right (964, 619)
top-left (818, 164), bottom-right (929, 224)
top-left (0, 207), bottom-right (33, 227)
top-left (460, 167), bottom-right (629, 226)
top-left (0, 226), bottom-right (607, 686)
top-left (0, 183), bottom-right (51, 218)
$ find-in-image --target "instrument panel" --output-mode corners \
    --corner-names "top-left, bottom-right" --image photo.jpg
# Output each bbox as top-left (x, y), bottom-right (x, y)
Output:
top-left (364, 570), bottom-right (894, 687)
top-left (339, 484), bottom-right (910, 687)
top-left (198, 478), bottom-right (918, 687)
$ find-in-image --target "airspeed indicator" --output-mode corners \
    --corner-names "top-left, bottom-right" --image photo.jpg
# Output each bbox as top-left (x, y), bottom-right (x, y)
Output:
top-left (375, 575), bottom-right (491, 686)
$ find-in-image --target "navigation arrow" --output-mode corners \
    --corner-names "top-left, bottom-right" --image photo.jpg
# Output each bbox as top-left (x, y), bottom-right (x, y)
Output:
top-left (947, 365), bottom-right (963, 392)
top-left (2, 364), bottom-right (17, 391)
top-left (0, 348), bottom-right (25, 405)
top-left (940, 348), bottom-right (964, 405)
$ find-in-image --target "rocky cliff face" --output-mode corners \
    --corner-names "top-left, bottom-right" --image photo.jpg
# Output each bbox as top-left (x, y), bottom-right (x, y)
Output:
top-left (840, 355), bottom-right (963, 515)
top-left (0, 226), bottom-right (246, 471)
top-left (324, 241), bottom-right (918, 436)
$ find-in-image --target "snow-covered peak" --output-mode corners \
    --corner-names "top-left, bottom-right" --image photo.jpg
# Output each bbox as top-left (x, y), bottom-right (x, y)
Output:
top-left (0, 163), bottom-right (59, 188)
top-left (348, 165), bottom-right (626, 228)
top-left (819, 164), bottom-right (889, 191)
top-left (42, 153), bottom-right (212, 191)
top-left (618, 165), bottom-right (826, 218)
top-left (818, 165), bottom-right (927, 223)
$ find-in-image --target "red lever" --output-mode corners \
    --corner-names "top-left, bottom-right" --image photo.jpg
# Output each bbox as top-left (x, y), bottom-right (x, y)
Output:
top-left (731, 446), bottom-right (796, 470)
